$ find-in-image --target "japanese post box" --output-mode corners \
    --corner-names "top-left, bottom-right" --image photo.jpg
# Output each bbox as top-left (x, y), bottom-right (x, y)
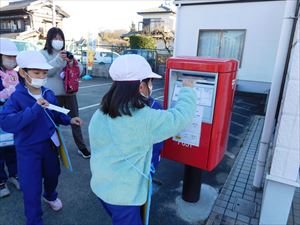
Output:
top-left (162, 56), bottom-right (238, 171)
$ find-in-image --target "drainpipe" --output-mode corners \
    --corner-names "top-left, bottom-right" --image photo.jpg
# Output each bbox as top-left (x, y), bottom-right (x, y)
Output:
top-left (253, 0), bottom-right (299, 189)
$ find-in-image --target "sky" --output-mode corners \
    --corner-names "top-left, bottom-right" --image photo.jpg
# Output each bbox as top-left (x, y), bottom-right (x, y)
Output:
top-left (55, 0), bottom-right (173, 40)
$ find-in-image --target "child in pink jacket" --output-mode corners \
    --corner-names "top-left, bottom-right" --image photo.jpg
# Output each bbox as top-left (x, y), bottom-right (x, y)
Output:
top-left (0, 38), bottom-right (20, 198)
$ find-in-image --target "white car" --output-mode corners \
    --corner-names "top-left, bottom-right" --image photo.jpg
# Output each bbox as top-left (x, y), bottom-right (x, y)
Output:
top-left (74, 51), bottom-right (87, 64)
top-left (0, 38), bottom-right (39, 51)
top-left (94, 49), bottom-right (119, 64)
top-left (74, 49), bottom-right (119, 65)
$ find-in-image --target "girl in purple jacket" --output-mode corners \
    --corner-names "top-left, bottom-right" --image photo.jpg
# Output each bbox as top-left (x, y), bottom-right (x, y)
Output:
top-left (0, 39), bottom-right (20, 198)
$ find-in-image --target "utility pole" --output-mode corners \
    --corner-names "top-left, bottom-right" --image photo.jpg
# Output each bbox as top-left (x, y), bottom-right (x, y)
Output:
top-left (52, 0), bottom-right (56, 27)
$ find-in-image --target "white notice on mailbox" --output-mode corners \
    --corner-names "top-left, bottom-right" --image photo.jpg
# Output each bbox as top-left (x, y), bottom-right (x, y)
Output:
top-left (171, 80), bottom-right (212, 147)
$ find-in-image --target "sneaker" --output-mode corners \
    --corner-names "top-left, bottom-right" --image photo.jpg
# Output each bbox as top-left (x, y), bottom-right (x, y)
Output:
top-left (8, 176), bottom-right (20, 190)
top-left (0, 183), bottom-right (10, 198)
top-left (77, 148), bottom-right (91, 159)
top-left (43, 197), bottom-right (63, 211)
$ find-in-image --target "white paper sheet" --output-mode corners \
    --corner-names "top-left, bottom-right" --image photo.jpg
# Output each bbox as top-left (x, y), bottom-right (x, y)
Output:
top-left (171, 80), bottom-right (204, 147)
top-left (47, 104), bottom-right (70, 115)
top-left (199, 87), bottom-right (213, 106)
top-left (0, 129), bottom-right (14, 147)
top-left (173, 106), bottom-right (203, 147)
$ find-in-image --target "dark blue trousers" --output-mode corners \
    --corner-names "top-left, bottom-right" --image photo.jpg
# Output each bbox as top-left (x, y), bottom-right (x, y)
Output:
top-left (16, 140), bottom-right (60, 225)
top-left (99, 198), bottom-right (143, 225)
top-left (0, 145), bottom-right (17, 183)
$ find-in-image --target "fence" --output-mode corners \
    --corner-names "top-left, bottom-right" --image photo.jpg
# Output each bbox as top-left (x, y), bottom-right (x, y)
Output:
top-left (71, 44), bottom-right (172, 78)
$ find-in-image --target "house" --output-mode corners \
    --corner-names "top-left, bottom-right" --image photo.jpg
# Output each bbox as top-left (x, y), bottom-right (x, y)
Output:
top-left (173, 1), bottom-right (299, 224)
top-left (173, 0), bottom-right (286, 94)
top-left (0, 0), bottom-right (69, 41)
top-left (122, 4), bottom-right (176, 54)
top-left (137, 4), bottom-right (175, 34)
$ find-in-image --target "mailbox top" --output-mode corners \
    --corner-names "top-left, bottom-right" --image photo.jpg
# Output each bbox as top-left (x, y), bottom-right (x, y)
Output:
top-left (167, 56), bottom-right (238, 73)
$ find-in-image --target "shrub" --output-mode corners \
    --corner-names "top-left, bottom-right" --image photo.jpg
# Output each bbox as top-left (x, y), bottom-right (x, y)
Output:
top-left (129, 35), bottom-right (156, 49)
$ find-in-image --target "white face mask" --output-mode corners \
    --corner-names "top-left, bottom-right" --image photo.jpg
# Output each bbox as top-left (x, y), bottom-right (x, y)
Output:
top-left (51, 40), bottom-right (64, 51)
top-left (26, 72), bottom-right (47, 88)
top-left (2, 58), bottom-right (17, 70)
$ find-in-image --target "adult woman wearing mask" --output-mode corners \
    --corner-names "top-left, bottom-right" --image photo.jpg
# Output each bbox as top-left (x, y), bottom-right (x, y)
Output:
top-left (0, 39), bottom-right (20, 198)
top-left (40, 27), bottom-right (90, 158)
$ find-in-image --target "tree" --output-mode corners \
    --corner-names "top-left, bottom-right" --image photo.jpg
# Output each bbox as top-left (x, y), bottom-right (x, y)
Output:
top-left (129, 22), bottom-right (136, 32)
top-left (129, 35), bottom-right (156, 49)
top-left (98, 29), bottom-right (128, 46)
top-left (150, 29), bottom-right (174, 54)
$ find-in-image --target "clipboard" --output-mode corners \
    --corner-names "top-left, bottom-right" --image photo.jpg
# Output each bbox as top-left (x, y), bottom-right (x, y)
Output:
top-left (56, 127), bottom-right (73, 172)
top-left (44, 108), bottom-right (73, 172)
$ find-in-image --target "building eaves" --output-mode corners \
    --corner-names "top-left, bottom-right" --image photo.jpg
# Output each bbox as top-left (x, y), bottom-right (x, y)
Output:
top-left (0, 29), bottom-right (40, 40)
top-left (0, 0), bottom-right (69, 18)
top-left (137, 5), bottom-right (175, 15)
top-left (0, 0), bottom-right (32, 11)
top-left (174, 0), bottom-right (285, 6)
top-left (53, 5), bottom-right (70, 18)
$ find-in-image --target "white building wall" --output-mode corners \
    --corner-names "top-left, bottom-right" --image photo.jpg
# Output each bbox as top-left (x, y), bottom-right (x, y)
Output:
top-left (174, 1), bottom-right (286, 93)
top-left (270, 18), bottom-right (300, 183)
top-left (260, 13), bottom-right (300, 225)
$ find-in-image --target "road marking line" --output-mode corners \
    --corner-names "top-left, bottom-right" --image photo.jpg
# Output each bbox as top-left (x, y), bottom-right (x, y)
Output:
top-left (152, 88), bottom-right (164, 92)
top-left (232, 112), bottom-right (249, 119)
top-left (230, 121), bottom-right (245, 128)
top-left (229, 133), bottom-right (243, 140)
top-left (234, 105), bottom-right (251, 111)
top-left (79, 103), bottom-right (99, 111)
top-left (78, 88), bottom-right (164, 111)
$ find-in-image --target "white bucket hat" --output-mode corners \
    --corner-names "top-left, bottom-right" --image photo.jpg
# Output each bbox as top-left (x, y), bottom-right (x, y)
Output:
top-left (109, 54), bottom-right (162, 81)
top-left (0, 39), bottom-right (19, 56)
top-left (17, 50), bottom-right (53, 70)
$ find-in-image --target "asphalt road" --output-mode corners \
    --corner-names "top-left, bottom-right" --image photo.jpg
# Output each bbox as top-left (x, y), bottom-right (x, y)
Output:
top-left (0, 77), bottom-right (265, 225)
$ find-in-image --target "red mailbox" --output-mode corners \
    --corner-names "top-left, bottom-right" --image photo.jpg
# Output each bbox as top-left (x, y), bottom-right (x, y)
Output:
top-left (162, 56), bottom-right (238, 171)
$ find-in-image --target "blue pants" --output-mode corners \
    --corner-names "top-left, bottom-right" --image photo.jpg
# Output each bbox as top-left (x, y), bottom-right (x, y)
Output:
top-left (99, 198), bottom-right (143, 225)
top-left (16, 140), bottom-right (60, 225)
top-left (0, 145), bottom-right (17, 183)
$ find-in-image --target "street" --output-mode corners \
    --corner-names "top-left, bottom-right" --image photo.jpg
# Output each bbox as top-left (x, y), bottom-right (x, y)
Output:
top-left (0, 77), bottom-right (265, 225)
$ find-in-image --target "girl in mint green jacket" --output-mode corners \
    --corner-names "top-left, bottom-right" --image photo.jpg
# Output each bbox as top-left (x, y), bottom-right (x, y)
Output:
top-left (89, 54), bottom-right (196, 225)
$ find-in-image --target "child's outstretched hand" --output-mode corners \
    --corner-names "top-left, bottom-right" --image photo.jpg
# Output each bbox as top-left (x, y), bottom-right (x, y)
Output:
top-left (182, 79), bottom-right (194, 88)
top-left (71, 117), bottom-right (83, 126)
top-left (36, 98), bottom-right (49, 108)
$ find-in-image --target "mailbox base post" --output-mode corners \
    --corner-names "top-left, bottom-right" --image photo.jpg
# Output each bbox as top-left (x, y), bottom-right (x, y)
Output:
top-left (182, 165), bottom-right (202, 202)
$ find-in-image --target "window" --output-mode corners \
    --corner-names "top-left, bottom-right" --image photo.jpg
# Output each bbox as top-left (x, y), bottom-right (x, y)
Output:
top-left (142, 18), bottom-right (164, 33)
top-left (143, 19), bottom-right (150, 33)
top-left (150, 18), bottom-right (164, 31)
top-left (197, 30), bottom-right (246, 67)
top-left (0, 19), bottom-right (25, 33)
